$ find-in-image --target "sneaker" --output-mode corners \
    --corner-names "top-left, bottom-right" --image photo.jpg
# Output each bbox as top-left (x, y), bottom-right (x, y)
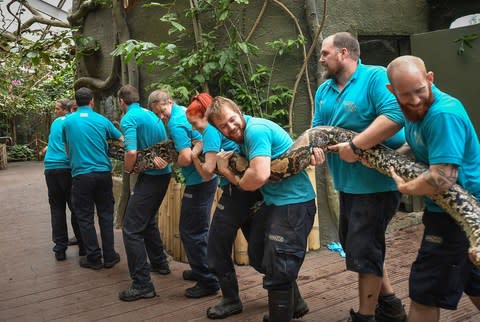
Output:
top-left (375, 294), bottom-right (407, 322)
top-left (104, 252), bottom-right (120, 269)
top-left (68, 237), bottom-right (79, 246)
top-left (79, 257), bottom-right (103, 270)
top-left (348, 309), bottom-right (375, 322)
top-left (183, 269), bottom-right (198, 281)
top-left (55, 251), bottom-right (66, 261)
top-left (151, 262), bottom-right (171, 275)
top-left (119, 285), bottom-right (156, 302)
top-left (185, 283), bottom-right (219, 298)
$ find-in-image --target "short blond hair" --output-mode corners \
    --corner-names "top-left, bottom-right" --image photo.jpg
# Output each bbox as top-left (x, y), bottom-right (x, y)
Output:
top-left (147, 89), bottom-right (172, 108)
top-left (207, 96), bottom-right (242, 125)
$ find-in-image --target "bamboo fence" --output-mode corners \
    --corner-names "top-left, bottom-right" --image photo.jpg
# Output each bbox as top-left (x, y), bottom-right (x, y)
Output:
top-left (0, 144), bottom-right (7, 170)
top-left (158, 166), bottom-right (321, 264)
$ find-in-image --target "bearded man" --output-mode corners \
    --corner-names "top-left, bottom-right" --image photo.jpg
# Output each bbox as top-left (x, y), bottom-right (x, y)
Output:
top-left (311, 32), bottom-right (407, 322)
top-left (387, 55), bottom-right (480, 322)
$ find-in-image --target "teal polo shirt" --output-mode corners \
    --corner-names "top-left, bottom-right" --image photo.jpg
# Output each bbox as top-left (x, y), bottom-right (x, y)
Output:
top-left (63, 106), bottom-right (122, 177)
top-left (44, 115), bottom-right (70, 171)
top-left (240, 116), bottom-right (315, 206)
top-left (402, 85), bottom-right (480, 212)
top-left (202, 124), bottom-right (238, 187)
top-left (313, 61), bottom-right (405, 194)
top-left (167, 103), bottom-right (205, 186)
top-left (120, 102), bottom-right (172, 176)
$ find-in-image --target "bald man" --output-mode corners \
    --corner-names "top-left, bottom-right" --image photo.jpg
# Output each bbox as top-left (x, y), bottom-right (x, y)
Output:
top-left (311, 32), bottom-right (407, 322)
top-left (387, 55), bottom-right (480, 322)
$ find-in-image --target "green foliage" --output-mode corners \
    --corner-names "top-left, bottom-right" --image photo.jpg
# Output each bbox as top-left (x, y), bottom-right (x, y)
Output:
top-left (7, 144), bottom-right (35, 161)
top-left (113, 0), bottom-right (295, 128)
top-left (94, 0), bottom-right (113, 8)
top-left (74, 35), bottom-right (101, 57)
top-left (0, 29), bottom-right (75, 141)
top-left (455, 33), bottom-right (479, 56)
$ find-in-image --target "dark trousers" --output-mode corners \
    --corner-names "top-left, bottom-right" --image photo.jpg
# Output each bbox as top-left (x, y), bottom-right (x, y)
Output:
top-left (180, 178), bottom-right (219, 289)
top-left (207, 184), bottom-right (264, 278)
top-left (45, 168), bottom-right (82, 253)
top-left (262, 200), bottom-right (316, 290)
top-left (339, 191), bottom-right (401, 276)
top-left (122, 173), bottom-right (171, 288)
top-left (72, 172), bottom-right (116, 262)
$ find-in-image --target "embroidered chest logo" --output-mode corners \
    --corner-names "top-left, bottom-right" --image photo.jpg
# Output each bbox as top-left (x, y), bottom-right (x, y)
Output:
top-left (343, 101), bottom-right (356, 113)
top-left (414, 130), bottom-right (424, 148)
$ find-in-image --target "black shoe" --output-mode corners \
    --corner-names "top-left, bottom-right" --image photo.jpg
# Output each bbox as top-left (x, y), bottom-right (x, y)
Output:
top-left (119, 285), bottom-right (156, 302)
top-left (207, 272), bottom-right (242, 319)
top-left (104, 252), bottom-right (120, 269)
top-left (185, 283), bottom-right (219, 298)
top-left (183, 269), bottom-right (198, 281)
top-left (79, 247), bottom-right (86, 257)
top-left (263, 288), bottom-right (294, 322)
top-left (68, 237), bottom-right (79, 246)
top-left (55, 251), bottom-right (66, 261)
top-left (79, 257), bottom-right (103, 270)
top-left (151, 262), bottom-right (171, 275)
top-left (348, 309), bottom-right (376, 322)
top-left (375, 294), bottom-right (407, 322)
top-left (263, 281), bottom-right (309, 321)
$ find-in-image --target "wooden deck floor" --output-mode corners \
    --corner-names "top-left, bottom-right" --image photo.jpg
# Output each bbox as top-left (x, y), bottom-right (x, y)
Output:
top-left (1, 161), bottom-right (479, 322)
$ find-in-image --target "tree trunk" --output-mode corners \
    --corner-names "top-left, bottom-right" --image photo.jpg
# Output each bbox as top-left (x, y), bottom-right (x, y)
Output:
top-left (305, 0), bottom-right (340, 244)
top-left (112, 0), bottom-right (138, 226)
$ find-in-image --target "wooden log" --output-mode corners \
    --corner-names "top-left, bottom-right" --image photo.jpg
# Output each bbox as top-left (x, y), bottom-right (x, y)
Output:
top-left (306, 166), bottom-right (321, 250)
top-left (234, 229), bottom-right (249, 265)
top-left (0, 144), bottom-right (7, 170)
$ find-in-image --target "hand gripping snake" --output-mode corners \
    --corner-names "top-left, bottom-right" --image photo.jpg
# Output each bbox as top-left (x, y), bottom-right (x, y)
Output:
top-left (109, 126), bottom-right (480, 266)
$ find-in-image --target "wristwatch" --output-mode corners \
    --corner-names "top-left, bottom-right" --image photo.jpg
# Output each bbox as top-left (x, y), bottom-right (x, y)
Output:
top-left (348, 140), bottom-right (364, 156)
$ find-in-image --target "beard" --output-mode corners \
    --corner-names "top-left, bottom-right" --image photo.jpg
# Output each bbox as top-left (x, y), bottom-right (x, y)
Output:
top-left (399, 86), bottom-right (434, 122)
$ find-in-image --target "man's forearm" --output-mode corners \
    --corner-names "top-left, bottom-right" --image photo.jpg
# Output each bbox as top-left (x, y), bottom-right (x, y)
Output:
top-left (397, 166), bottom-right (457, 196)
top-left (352, 115), bottom-right (402, 150)
top-left (124, 151), bottom-right (137, 172)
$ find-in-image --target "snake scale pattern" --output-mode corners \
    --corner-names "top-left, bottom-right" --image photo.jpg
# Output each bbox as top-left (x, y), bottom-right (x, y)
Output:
top-left (108, 126), bottom-right (480, 266)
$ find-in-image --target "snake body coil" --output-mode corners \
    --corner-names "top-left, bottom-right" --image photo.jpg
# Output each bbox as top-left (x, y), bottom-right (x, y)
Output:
top-left (109, 126), bottom-right (480, 266)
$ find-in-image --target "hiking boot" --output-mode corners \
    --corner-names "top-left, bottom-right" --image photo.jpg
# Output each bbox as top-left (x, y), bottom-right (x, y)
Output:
top-left (263, 281), bottom-right (309, 321)
top-left (207, 272), bottom-right (243, 319)
top-left (119, 284), bottom-right (156, 302)
top-left (263, 288), bottom-right (293, 322)
top-left (348, 309), bottom-right (375, 322)
top-left (375, 294), bottom-right (407, 322)
top-left (183, 269), bottom-right (199, 281)
top-left (185, 283), bottom-right (219, 298)
top-left (55, 251), bottom-right (66, 261)
top-left (79, 257), bottom-right (103, 270)
top-left (104, 252), bottom-right (120, 269)
top-left (151, 262), bottom-right (171, 275)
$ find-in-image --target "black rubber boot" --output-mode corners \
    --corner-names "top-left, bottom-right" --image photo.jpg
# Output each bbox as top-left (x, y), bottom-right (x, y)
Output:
top-left (207, 272), bottom-right (243, 319)
top-left (348, 309), bottom-right (375, 322)
top-left (375, 293), bottom-right (407, 322)
top-left (263, 288), bottom-right (294, 322)
top-left (292, 281), bottom-right (309, 318)
top-left (263, 282), bottom-right (308, 321)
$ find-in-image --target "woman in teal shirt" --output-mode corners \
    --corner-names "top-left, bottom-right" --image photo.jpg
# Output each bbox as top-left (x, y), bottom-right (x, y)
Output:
top-left (187, 93), bottom-right (263, 319)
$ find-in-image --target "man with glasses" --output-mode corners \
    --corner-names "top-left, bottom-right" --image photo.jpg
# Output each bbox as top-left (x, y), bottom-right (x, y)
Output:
top-left (149, 89), bottom-right (219, 298)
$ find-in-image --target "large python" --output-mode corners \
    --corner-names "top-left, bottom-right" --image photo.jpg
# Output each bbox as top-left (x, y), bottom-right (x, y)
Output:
top-left (108, 126), bottom-right (480, 266)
